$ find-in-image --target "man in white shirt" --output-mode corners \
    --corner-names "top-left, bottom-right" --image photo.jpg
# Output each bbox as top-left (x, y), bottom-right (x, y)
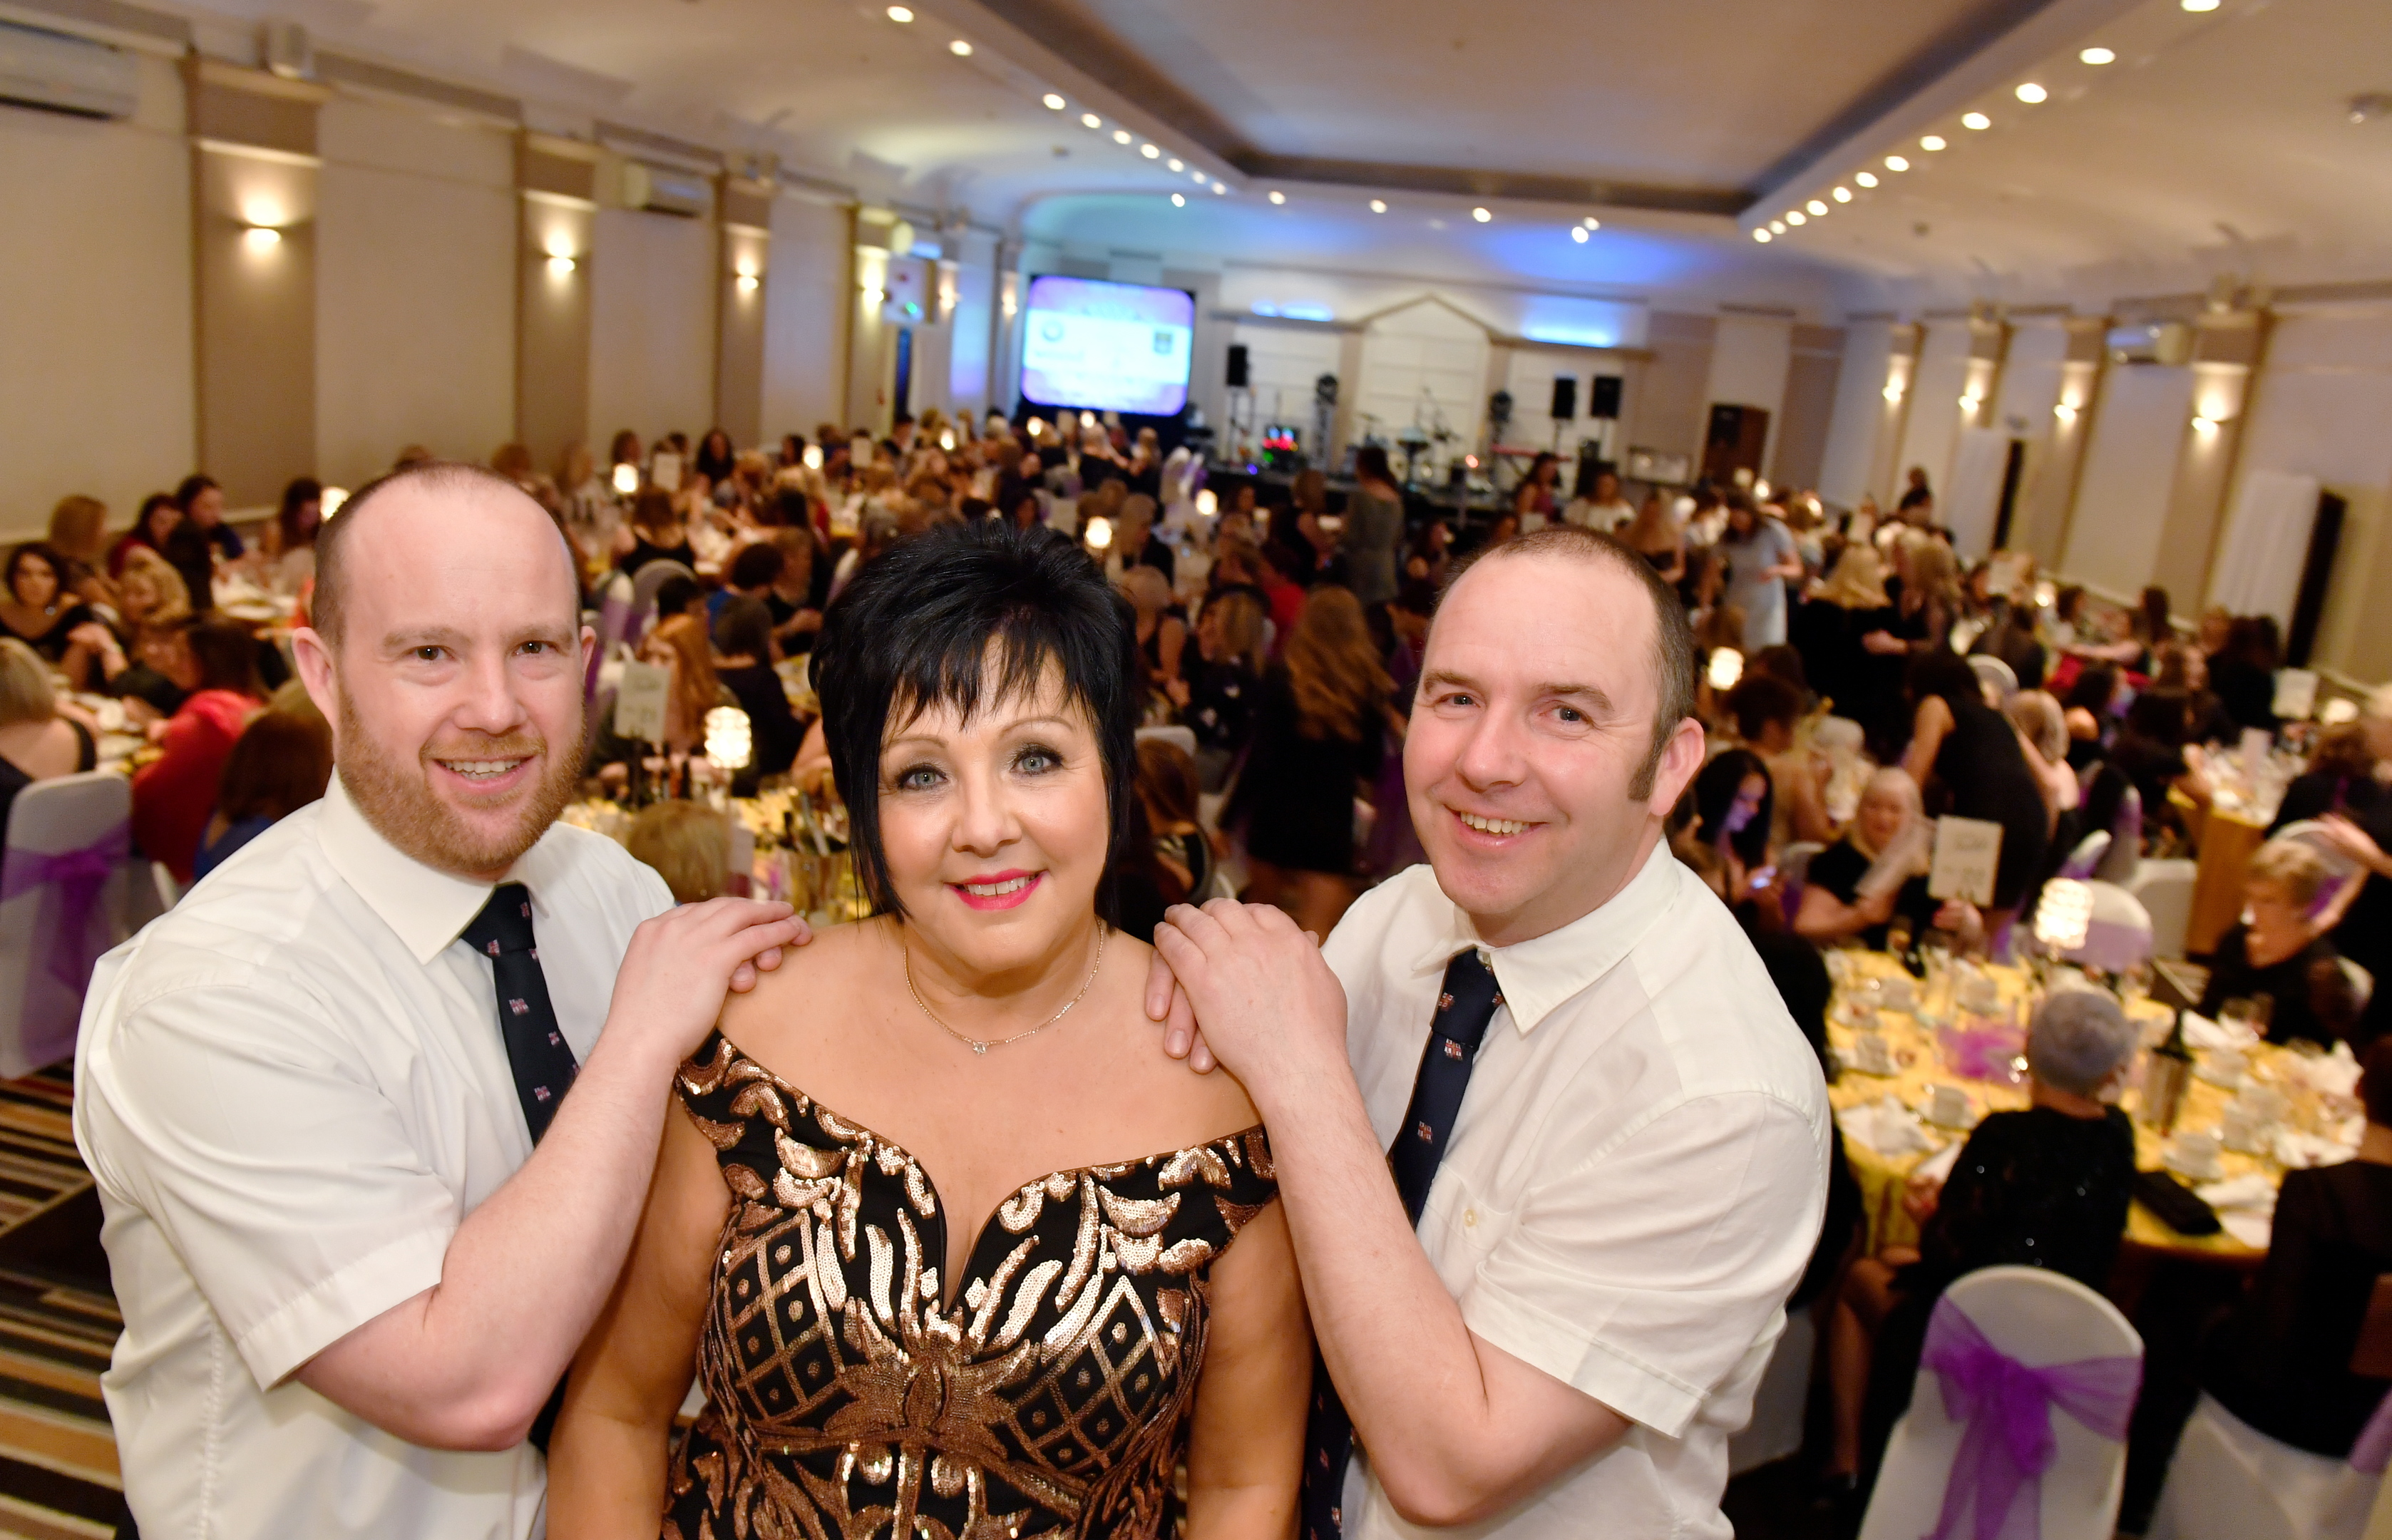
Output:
top-left (74, 463), bottom-right (807, 1538)
top-left (1148, 525), bottom-right (1828, 1536)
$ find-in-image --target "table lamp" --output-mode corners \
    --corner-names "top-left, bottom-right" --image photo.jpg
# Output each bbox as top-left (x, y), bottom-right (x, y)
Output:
top-left (704, 707), bottom-right (752, 775)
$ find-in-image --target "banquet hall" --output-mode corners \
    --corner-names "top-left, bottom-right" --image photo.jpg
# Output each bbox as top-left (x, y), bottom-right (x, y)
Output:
top-left (6, 0), bottom-right (2392, 1534)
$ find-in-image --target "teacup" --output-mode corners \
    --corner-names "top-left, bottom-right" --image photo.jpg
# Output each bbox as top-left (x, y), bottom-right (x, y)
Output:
top-left (1877, 976), bottom-right (1917, 1012)
top-left (1925, 1083), bottom-right (1972, 1128)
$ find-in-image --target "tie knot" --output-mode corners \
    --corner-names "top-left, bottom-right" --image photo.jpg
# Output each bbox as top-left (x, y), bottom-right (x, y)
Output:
top-left (463, 882), bottom-right (538, 957)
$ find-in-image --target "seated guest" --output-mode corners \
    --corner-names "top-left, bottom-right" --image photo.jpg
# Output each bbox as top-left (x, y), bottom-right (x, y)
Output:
top-left (193, 707), bottom-right (334, 881)
top-left (1727, 674), bottom-right (1837, 848)
top-left (1179, 589), bottom-right (1264, 790)
top-left (160, 474), bottom-right (242, 611)
top-left (1798, 767), bottom-right (1981, 952)
top-left (2153, 640), bottom-right (2236, 746)
top-left (2061, 664), bottom-right (2120, 773)
top-left (1121, 564), bottom-right (1186, 695)
top-left (131, 616), bottom-right (264, 883)
top-left (1136, 735), bottom-right (1214, 904)
top-left (766, 526), bottom-right (833, 655)
top-left (261, 478), bottom-right (324, 594)
top-left (1, 543), bottom-right (106, 689)
top-left (46, 495), bottom-right (118, 611)
top-left (2003, 688), bottom-right (2078, 836)
top-left (2112, 688), bottom-right (2212, 842)
top-left (2199, 840), bottom-right (2351, 1048)
top-left (709, 597), bottom-right (803, 784)
top-left (649, 573), bottom-right (706, 630)
top-left (1688, 746), bottom-right (1775, 872)
top-left (2192, 1036), bottom-right (2392, 1459)
top-left (0, 638), bottom-right (97, 869)
top-left (108, 492), bottom-right (180, 578)
top-left (1823, 987), bottom-right (2140, 1497)
top-left (102, 553), bottom-right (195, 721)
top-left (623, 799), bottom-right (728, 904)
top-left (2207, 615), bottom-right (2282, 734)
top-left (617, 488), bottom-right (697, 578)
top-left (2270, 719), bottom-right (2387, 833)
top-left (591, 614), bottom-right (732, 778)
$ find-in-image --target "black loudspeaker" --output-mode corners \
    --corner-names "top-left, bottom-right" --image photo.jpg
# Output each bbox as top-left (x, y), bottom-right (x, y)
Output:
top-left (1549, 375), bottom-right (1578, 421)
top-left (1489, 389), bottom-right (1514, 427)
top-left (1226, 344), bottom-right (1250, 389)
top-left (1589, 375), bottom-right (1623, 419)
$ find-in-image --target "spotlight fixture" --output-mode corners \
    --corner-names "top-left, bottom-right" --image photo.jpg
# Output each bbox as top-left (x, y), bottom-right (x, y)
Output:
top-left (1470, 207), bottom-right (1493, 222)
top-left (2016, 83), bottom-right (2048, 103)
top-left (1167, 158), bottom-right (1184, 171)
top-left (948, 38), bottom-right (971, 55)
top-left (1112, 128), bottom-right (1131, 144)
top-left (1962, 111), bottom-right (1991, 130)
top-left (1885, 154), bottom-right (1911, 171)
top-left (1171, 192), bottom-right (1185, 206)
top-left (1856, 171), bottom-right (1879, 188)
top-left (1769, 219), bottom-right (1786, 232)
top-left (1786, 210), bottom-right (1807, 225)
top-left (1043, 93), bottom-right (1067, 109)
top-left (1832, 185), bottom-right (1853, 202)
top-left (2080, 46), bottom-right (2115, 64)
top-left (1268, 190), bottom-right (1286, 205)
top-left (1369, 198), bottom-right (1387, 212)
top-left (1211, 181), bottom-right (1226, 193)
top-left (1752, 228), bottom-right (1772, 243)
top-left (2181, 0), bottom-right (2219, 11)
top-left (886, 4), bottom-right (912, 20)
top-left (1921, 134), bottom-right (1948, 150)
top-left (1573, 226), bottom-right (1590, 242)
top-left (1080, 112), bottom-right (1100, 128)
top-left (1806, 199), bottom-right (1828, 215)
top-left (1139, 143), bottom-right (1159, 158)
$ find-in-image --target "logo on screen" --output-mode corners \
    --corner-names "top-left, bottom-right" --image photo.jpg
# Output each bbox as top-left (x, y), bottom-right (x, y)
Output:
top-left (1153, 329), bottom-right (1174, 354)
top-left (1041, 320), bottom-right (1065, 342)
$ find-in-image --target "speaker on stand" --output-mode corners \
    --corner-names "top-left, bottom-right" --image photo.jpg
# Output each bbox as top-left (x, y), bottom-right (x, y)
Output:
top-left (1313, 373), bottom-right (1339, 473)
top-left (1549, 374), bottom-right (1578, 451)
top-left (1223, 343), bottom-right (1252, 462)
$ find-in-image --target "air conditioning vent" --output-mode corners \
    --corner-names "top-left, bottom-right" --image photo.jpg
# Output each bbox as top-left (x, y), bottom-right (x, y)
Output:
top-left (622, 161), bottom-right (709, 218)
top-left (0, 21), bottom-right (138, 120)
top-left (2107, 322), bottom-right (2194, 366)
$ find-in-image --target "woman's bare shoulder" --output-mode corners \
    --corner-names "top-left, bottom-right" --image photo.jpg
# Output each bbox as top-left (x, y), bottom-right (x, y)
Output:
top-left (1097, 933), bottom-right (1263, 1144)
top-left (715, 916), bottom-right (885, 1049)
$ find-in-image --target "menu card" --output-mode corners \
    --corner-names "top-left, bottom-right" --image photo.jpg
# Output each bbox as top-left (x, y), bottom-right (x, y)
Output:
top-left (1928, 816), bottom-right (2004, 906)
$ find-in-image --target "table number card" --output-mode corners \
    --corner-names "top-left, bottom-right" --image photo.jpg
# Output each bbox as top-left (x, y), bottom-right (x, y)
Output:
top-left (1928, 816), bottom-right (2003, 907)
top-left (614, 661), bottom-right (672, 746)
top-left (2272, 667), bottom-right (2319, 722)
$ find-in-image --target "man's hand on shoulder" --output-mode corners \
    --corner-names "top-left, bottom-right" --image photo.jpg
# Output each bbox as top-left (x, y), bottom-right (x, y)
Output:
top-left (1145, 901), bottom-right (1348, 1110)
top-left (607, 899), bottom-right (810, 1067)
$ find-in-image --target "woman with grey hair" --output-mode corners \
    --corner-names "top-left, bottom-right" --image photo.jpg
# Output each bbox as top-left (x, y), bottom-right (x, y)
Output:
top-left (1819, 986), bottom-right (2140, 1502)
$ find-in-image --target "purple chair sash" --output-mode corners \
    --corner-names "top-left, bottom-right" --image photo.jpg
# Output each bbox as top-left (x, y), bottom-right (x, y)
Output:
top-left (1919, 1294), bottom-right (2140, 1540)
top-left (2350, 1389), bottom-right (2392, 1476)
top-left (1, 820), bottom-right (128, 1071)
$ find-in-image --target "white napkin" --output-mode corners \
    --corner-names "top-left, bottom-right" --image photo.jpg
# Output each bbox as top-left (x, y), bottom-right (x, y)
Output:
top-left (1838, 1095), bottom-right (1936, 1156)
top-left (2282, 1042), bottom-right (2363, 1098)
top-left (2276, 1130), bottom-right (2359, 1170)
top-left (1914, 1139), bottom-right (1964, 1185)
top-left (2178, 1012), bottom-right (2234, 1050)
top-left (2197, 1175), bottom-right (2279, 1250)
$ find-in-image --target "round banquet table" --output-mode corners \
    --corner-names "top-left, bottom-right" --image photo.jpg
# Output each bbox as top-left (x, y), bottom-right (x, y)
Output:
top-left (1825, 950), bottom-right (2361, 1264)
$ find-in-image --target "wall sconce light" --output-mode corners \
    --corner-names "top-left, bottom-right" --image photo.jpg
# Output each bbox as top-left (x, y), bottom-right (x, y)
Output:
top-left (1959, 394), bottom-right (1981, 411)
top-left (1883, 384), bottom-right (1904, 402)
top-left (242, 225), bottom-right (282, 251)
top-left (864, 287), bottom-right (886, 306)
top-left (735, 270), bottom-right (759, 293)
top-left (2191, 415), bottom-right (2221, 434)
top-left (2053, 402), bottom-right (2079, 422)
top-left (547, 254), bottom-right (576, 275)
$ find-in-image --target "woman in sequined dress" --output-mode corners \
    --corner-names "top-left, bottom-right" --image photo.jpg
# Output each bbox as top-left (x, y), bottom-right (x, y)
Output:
top-left (550, 523), bottom-right (1308, 1538)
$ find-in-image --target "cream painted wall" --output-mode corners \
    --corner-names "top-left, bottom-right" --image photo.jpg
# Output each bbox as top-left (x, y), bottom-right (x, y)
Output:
top-left (1816, 319), bottom-right (1893, 510)
top-left (2061, 363), bottom-right (2194, 597)
top-left (759, 193), bottom-right (851, 439)
top-left (2232, 307), bottom-right (2392, 682)
top-left (1991, 319), bottom-right (2068, 431)
top-left (0, 56), bottom-right (195, 535)
top-left (314, 99), bottom-right (515, 488)
top-left (1704, 315), bottom-right (1792, 472)
top-left (1894, 320), bottom-right (1973, 500)
top-left (590, 206), bottom-right (718, 445)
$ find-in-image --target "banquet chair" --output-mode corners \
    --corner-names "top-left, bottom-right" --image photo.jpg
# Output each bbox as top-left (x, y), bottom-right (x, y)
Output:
top-left (2060, 831), bottom-right (2112, 881)
top-left (629, 560), bottom-right (697, 638)
top-left (1969, 654), bottom-right (2018, 706)
top-left (1858, 1266), bottom-right (2142, 1540)
top-left (2274, 820), bottom-right (2365, 918)
top-left (2126, 859), bottom-right (2199, 960)
top-left (2145, 1392), bottom-right (2384, 1540)
top-left (2095, 785), bottom-right (2144, 885)
top-left (1135, 724), bottom-right (1199, 761)
top-left (588, 571), bottom-right (638, 700)
top-left (0, 771), bottom-right (138, 1079)
top-left (2063, 883), bottom-right (2155, 974)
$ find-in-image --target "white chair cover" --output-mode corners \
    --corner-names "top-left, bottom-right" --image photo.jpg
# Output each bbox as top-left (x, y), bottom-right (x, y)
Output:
top-left (2146, 1393), bottom-right (2381, 1540)
top-left (629, 559), bottom-right (697, 640)
top-left (1135, 724), bottom-right (1200, 761)
top-left (1813, 717), bottom-right (1867, 754)
top-left (1971, 654), bottom-right (2019, 705)
top-left (2060, 831), bottom-right (2112, 881)
top-left (2126, 858), bottom-right (2199, 960)
top-left (1730, 1308), bottom-right (1816, 1475)
top-left (1859, 1266), bottom-right (2142, 1540)
top-left (2063, 882), bottom-right (2154, 974)
top-left (0, 771), bottom-right (137, 1079)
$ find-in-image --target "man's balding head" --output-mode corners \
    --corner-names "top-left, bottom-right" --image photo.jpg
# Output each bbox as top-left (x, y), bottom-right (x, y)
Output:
top-left (312, 462), bottom-right (578, 648)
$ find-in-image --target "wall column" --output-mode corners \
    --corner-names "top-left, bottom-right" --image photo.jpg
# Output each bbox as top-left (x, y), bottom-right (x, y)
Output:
top-left (515, 134), bottom-right (598, 469)
top-left (187, 58), bottom-right (327, 507)
top-left (2162, 309), bottom-right (2269, 606)
top-left (1868, 323), bottom-right (1921, 505)
top-left (715, 175), bottom-right (773, 446)
top-left (2019, 317), bottom-right (2108, 568)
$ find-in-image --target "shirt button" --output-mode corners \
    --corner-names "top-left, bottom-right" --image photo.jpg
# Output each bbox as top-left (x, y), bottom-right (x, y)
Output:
top-left (1464, 1208), bottom-right (1479, 1228)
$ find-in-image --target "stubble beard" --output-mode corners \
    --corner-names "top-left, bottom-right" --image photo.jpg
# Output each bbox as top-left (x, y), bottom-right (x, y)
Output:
top-left (336, 687), bottom-right (582, 878)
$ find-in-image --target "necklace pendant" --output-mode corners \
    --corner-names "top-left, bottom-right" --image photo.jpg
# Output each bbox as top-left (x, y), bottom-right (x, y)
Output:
top-left (972, 1041), bottom-right (988, 1055)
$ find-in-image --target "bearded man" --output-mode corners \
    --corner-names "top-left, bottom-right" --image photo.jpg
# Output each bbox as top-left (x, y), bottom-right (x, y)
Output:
top-left (73, 463), bottom-right (808, 1538)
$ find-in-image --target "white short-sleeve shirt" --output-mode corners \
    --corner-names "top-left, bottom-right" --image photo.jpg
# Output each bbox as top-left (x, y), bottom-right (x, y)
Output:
top-left (1323, 846), bottom-right (1829, 1540)
top-left (73, 774), bottom-right (672, 1540)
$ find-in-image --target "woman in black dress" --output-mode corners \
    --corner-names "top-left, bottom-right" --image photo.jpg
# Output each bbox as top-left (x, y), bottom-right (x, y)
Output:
top-left (1900, 648), bottom-right (2051, 938)
top-left (1228, 585), bottom-right (1387, 937)
top-left (0, 543), bottom-right (105, 689)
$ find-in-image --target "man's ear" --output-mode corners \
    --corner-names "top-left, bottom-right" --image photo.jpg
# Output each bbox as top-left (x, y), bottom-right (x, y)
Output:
top-left (291, 627), bottom-right (341, 747)
top-left (1646, 715), bottom-right (1708, 811)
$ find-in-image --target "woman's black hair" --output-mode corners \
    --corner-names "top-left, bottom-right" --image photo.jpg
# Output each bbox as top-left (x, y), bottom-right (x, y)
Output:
top-left (811, 520), bottom-right (1139, 921)
top-left (4, 542), bottom-right (64, 602)
top-left (2123, 687), bottom-right (2190, 746)
top-left (2063, 664), bottom-right (2119, 718)
top-left (1688, 746), bottom-right (1773, 869)
top-left (173, 473), bottom-right (218, 513)
top-left (1905, 646), bottom-right (1983, 714)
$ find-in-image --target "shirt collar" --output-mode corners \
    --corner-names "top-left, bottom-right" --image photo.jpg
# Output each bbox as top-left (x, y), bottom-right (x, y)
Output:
top-left (314, 772), bottom-right (573, 965)
top-left (1418, 839), bottom-right (1686, 1035)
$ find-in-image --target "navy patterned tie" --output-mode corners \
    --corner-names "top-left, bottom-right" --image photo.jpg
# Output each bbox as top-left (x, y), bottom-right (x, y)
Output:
top-left (1300, 947), bottom-right (1502, 1538)
top-left (461, 882), bottom-right (579, 1144)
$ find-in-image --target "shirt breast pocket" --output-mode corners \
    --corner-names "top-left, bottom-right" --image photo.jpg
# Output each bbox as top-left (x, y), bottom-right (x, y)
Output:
top-left (1420, 1166), bottom-right (1509, 1298)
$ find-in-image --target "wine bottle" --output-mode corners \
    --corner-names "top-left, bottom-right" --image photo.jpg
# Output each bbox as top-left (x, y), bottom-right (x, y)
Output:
top-left (2143, 1009), bottom-right (2195, 1133)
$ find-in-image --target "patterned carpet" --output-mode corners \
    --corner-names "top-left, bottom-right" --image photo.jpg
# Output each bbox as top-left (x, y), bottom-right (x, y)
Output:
top-left (0, 1072), bottom-right (122, 1539)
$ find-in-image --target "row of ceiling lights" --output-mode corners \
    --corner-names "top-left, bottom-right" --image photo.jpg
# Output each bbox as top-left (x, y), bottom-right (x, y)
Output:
top-left (1258, 190), bottom-right (1604, 242)
top-left (1752, 0), bottom-right (2223, 244)
top-left (883, 4), bottom-right (1228, 196)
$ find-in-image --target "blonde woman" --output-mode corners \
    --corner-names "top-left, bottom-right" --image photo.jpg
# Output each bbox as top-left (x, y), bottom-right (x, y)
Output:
top-left (1230, 586), bottom-right (1390, 935)
top-left (1622, 492), bottom-right (1685, 584)
top-left (1119, 564), bottom-right (1186, 692)
top-left (1795, 766), bottom-right (1980, 952)
top-left (623, 800), bottom-right (729, 905)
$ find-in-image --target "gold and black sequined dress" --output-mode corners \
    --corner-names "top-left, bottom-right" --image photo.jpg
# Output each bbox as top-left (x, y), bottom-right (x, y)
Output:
top-left (664, 1031), bottom-right (1279, 1539)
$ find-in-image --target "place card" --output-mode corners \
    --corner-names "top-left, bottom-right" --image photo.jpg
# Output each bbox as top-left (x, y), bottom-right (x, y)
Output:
top-left (614, 660), bottom-right (672, 746)
top-left (1928, 816), bottom-right (2003, 907)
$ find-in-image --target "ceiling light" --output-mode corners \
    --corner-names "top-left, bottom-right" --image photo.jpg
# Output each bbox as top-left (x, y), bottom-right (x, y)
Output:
top-left (1769, 219), bottom-right (1785, 232)
top-left (1856, 171), bottom-right (1879, 188)
top-left (1885, 154), bottom-right (1911, 171)
top-left (1472, 206), bottom-right (1492, 222)
top-left (1112, 128), bottom-right (1131, 144)
top-left (948, 38), bottom-right (971, 55)
top-left (2181, 0), bottom-right (2218, 10)
top-left (1369, 198), bottom-right (1387, 212)
top-left (1139, 143), bottom-right (1159, 158)
top-left (2080, 46), bottom-right (2115, 64)
top-left (1211, 181), bottom-right (1226, 193)
top-left (1582, 215), bottom-right (1601, 229)
top-left (1268, 190), bottom-right (1285, 204)
top-left (1807, 198), bottom-right (1829, 215)
top-left (1572, 226), bottom-right (1589, 242)
top-left (1081, 113), bottom-right (1100, 128)
top-left (1832, 185), bottom-right (1853, 202)
top-left (1752, 228), bottom-right (1772, 243)
top-left (1043, 93), bottom-right (1067, 110)
top-left (1962, 111), bottom-right (1991, 130)
top-left (1921, 134), bottom-right (1948, 150)
top-left (1171, 192), bottom-right (1185, 206)
top-left (2016, 82), bottom-right (2047, 103)
top-left (1786, 210), bottom-right (1807, 225)
top-left (1167, 158), bottom-right (1184, 171)
top-left (886, 4), bottom-right (912, 20)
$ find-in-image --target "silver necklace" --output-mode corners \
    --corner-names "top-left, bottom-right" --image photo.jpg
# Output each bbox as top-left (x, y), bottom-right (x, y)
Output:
top-left (904, 925), bottom-right (1107, 1055)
